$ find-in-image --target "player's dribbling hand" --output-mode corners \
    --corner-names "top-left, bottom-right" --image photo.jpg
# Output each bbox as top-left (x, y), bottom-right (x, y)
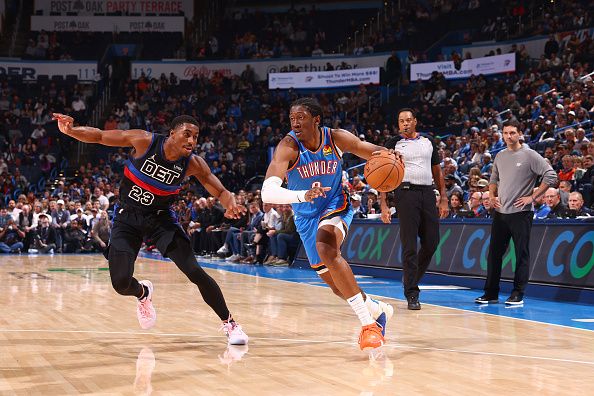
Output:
top-left (52, 113), bottom-right (74, 134)
top-left (371, 149), bottom-right (403, 162)
top-left (304, 186), bottom-right (331, 202)
top-left (224, 204), bottom-right (247, 219)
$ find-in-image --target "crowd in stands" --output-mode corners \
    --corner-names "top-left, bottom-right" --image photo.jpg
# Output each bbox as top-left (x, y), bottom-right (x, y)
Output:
top-left (365, 0), bottom-right (592, 57)
top-left (2, 5), bottom-right (594, 259)
top-left (195, 6), bottom-right (376, 59)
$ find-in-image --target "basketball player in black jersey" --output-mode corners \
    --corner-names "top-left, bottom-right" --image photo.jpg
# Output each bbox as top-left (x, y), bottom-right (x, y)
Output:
top-left (52, 113), bottom-right (249, 345)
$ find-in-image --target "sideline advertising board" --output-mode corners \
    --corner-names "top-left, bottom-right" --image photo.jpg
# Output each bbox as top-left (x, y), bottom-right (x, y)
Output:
top-left (268, 67), bottom-right (380, 89)
top-left (34, 0), bottom-right (193, 17)
top-left (0, 60), bottom-right (98, 81)
top-left (410, 53), bottom-right (515, 81)
top-left (31, 15), bottom-right (185, 32)
top-left (295, 219), bottom-right (594, 289)
top-left (131, 53), bottom-right (392, 82)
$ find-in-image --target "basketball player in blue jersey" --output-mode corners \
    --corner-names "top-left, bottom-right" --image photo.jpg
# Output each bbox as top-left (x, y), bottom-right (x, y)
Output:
top-left (262, 98), bottom-right (394, 350)
top-left (52, 113), bottom-right (249, 346)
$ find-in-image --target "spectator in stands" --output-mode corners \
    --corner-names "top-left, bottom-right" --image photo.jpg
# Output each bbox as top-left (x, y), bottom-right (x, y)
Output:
top-left (467, 192), bottom-right (485, 217)
top-left (448, 192), bottom-right (464, 218)
top-left (567, 192), bottom-right (594, 217)
top-left (232, 201), bottom-right (263, 263)
top-left (94, 187), bottom-right (110, 211)
top-left (16, 204), bottom-right (34, 252)
top-left (104, 115), bottom-right (118, 130)
top-left (350, 194), bottom-right (366, 218)
top-left (364, 189), bottom-right (381, 215)
top-left (532, 187), bottom-right (551, 219)
top-left (253, 202), bottom-right (281, 264)
top-left (32, 213), bottom-right (57, 254)
top-left (91, 210), bottom-right (111, 252)
top-left (264, 204), bottom-right (299, 266)
top-left (0, 208), bottom-right (12, 229)
top-left (52, 199), bottom-right (70, 252)
top-left (7, 200), bottom-right (21, 221)
top-left (559, 180), bottom-right (572, 206)
top-left (479, 191), bottom-right (493, 218)
top-left (0, 218), bottom-right (25, 253)
top-left (545, 188), bottom-right (567, 218)
top-left (444, 174), bottom-right (463, 198)
top-left (558, 155), bottom-right (576, 181)
top-left (63, 218), bottom-right (92, 253)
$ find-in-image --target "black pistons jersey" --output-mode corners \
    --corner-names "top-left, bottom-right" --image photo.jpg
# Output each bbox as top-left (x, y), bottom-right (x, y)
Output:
top-left (120, 133), bottom-right (189, 210)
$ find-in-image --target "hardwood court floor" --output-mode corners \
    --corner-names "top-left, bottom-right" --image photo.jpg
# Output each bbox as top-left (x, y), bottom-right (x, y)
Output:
top-left (1, 254), bottom-right (593, 395)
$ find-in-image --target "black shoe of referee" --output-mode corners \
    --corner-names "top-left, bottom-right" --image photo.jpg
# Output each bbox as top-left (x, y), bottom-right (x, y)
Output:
top-left (505, 291), bottom-right (524, 305)
top-left (475, 294), bottom-right (499, 304)
top-left (407, 295), bottom-right (421, 310)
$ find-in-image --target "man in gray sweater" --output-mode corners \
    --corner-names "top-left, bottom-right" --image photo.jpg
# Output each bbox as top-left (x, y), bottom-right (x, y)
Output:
top-left (476, 120), bottom-right (557, 305)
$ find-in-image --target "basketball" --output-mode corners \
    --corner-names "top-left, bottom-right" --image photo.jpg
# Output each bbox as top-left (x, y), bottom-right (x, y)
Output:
top-left (364, 151), bottom-right (405, 192)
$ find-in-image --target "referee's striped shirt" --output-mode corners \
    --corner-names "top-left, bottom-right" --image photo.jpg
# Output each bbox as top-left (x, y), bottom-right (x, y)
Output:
top-left (384, 135), bottom-right (440, 186)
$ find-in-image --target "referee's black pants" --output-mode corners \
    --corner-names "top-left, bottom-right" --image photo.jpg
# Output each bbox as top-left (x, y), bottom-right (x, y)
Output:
top-left (395, 186), bottom-right (440, 299)
top-left (484, 211), bottom-right (533, 296)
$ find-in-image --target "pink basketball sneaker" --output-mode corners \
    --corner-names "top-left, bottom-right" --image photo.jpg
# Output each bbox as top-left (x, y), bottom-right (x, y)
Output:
top-left (221, 321), bottom-right (249, 345)
top-left (137, 280), bottom-right (156, 330)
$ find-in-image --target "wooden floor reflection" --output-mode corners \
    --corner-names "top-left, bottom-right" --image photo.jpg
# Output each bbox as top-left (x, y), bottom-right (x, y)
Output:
top-left (1, 254), bottom-right (593, 395)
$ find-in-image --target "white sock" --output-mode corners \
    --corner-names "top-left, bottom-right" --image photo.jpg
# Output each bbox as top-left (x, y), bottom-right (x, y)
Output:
top-left (347, 293), bottom-right (374, 326)
top-left (365, 296), bottom-right (381, 319)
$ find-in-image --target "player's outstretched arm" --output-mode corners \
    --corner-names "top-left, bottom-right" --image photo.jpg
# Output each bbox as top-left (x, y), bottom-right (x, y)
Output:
top-left (52, 113), bottom-right (150, 148)
top-left (262, 136), bottom-right (329, 204)
top-left (330, 129), bottom-right (390, 160)
top-left (187, 155), bottom-right (246, 219)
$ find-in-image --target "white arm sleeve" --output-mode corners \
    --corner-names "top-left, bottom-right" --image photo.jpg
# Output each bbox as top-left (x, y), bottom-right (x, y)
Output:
top-left (261, 176), bottom-right (308, 204)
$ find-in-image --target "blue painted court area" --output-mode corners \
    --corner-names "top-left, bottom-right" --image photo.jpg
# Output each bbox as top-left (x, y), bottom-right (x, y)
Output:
top-left (139, 252), bottom-right (594, 332)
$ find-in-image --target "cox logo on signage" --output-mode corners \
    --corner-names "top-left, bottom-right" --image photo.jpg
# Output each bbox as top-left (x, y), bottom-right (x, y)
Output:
top-left (462, 229), bottom-right (516, 271)
top-left (547, 231), bottom-right (594, 279)
top-left (344, 225), bottom-right (391, 262)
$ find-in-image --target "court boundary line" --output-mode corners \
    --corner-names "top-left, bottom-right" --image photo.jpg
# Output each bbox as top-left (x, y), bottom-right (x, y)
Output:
top-left (140, 256), bottom-right (594, 334)
top-left (0, 328), bottom-right (592, 367)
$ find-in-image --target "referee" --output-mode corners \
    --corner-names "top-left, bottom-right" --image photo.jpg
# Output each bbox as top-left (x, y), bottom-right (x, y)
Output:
top-left (380, 108), bottom-right (449, 310)
top-left (475, 120), bottom-right (557, 305)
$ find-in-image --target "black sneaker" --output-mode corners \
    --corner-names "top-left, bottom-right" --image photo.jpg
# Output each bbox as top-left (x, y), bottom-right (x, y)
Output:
top-left (475, 294), bottom-right (499, 304)
top-left (407, 295), bottom-right (421, 310)
top-left (505, 292), bottom-right (524, 305)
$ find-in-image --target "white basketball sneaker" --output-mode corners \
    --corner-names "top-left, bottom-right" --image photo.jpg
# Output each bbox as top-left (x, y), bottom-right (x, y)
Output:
top-left (137, 280), bottom-right (156, 330)
top-left (221, 321), bottom-right (249, 345)
top-left (366, 297), bottom-right (394, 336)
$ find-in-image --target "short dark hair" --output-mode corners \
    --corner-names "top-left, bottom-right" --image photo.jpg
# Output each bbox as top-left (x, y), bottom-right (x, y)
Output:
top-left (170, 115), bottom-right (200, 131)
top-left (502, 119), bottom-right (521, 130)
top-left (397, 108), bottom-right (416, 119)
top-left (291, 97), bottom-right (323, 119)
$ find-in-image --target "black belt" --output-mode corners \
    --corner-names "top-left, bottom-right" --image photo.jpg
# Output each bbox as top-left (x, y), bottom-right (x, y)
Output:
top-left (118, 203), bottom-right (169, 216)
top-left (398, 182), bottom-right (434, 191)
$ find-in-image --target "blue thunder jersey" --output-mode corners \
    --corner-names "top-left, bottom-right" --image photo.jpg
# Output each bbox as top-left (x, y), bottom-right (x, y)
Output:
top-left (286, 127), bottom-right (349, 219)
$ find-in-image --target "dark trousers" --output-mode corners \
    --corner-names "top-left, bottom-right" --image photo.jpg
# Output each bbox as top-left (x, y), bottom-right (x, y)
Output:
top-left (395, 186), bottom-right (440, 298)
top-left (484, 211), bottom-right (533, 296)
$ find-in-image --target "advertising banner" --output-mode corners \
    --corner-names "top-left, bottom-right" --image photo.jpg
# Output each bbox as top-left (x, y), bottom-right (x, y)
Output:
top-left (295, 219), bottom-right (594, 289)
top-left (31, 15), bottom-right (185, 32)
top-left (410, 53), bottom-right (515, 81)
top-left (268, 67), bottom-right (380, 89)
top-left (131, 53), bottom-right (392, 81)
top-left (34, 0), bottom-right (193, 17)
top-left (0, 60), bottom-right (98, 81)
